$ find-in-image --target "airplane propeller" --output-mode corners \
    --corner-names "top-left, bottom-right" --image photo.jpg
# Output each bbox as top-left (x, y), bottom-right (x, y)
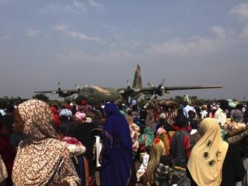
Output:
top-left (159, 79), bottom-right (166, 88)
top-left (127, 79), bottom-right (130, 88)
top-left (52, 82), bottom-right (81, 98)
top-left (147, 82), bottom-right (154, 88)
top-left (124, 79), bottom-right (134, 103)
top-left (126, 79), bottom-right (132, 103)
top-left (73, 84), bottom-right (82, 99)
top-left (75, 84), bottom-right (81, 93)
top-left (57, 81), bottom-right (63, 97)
top-left (147, 79), bottom-right (165, 96)
top-left (118, 79), bottom-right (140, 104)
top-left (118, 79), bottom-right (132, 94)
top-left (143, 80), bottom-right (165, 108)
top-left (144, 94), bottom-right (157, 109)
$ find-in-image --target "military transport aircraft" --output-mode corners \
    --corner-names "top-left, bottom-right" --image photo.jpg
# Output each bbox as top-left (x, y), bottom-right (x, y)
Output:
top-left (34, 65), bottom-right (222, 105)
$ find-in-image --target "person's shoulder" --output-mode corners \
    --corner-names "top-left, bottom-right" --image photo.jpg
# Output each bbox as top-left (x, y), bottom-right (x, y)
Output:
top-left (224, 142), bottom-right (243, 160)
top-left (19, 138), bottom-right (65, 149)
top-left (48, 138), bottom-right (68, 150)
top-left (227, 143), bottom-right (240, 152)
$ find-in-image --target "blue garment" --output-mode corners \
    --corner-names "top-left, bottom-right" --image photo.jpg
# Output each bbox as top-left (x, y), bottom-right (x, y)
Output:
top-left (100, 103), bottom-right (132, 186)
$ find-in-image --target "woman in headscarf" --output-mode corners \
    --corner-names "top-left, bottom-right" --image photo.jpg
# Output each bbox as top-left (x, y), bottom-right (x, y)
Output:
top-left (138, 127), bottom-right (154, 152)
top-left (156, 127), bottom-right (170, 156)
top-left (50, 105), bottom-right (60, 129)
top-left (99, 102), bottom-right (132, 186)
top-left (12, 99), bottom-right (80, 186)
top-left (56, 124), bottom-right (89, 186)
top-left (71, 111), bottom-right (98, 178)
top-left (187, 118), bottom-right (245, 186)
top-left (0, 154), bottom-right (8, 186)
top-left (146, 136), bottom-right (166, 185)
top-left (0, 113), bottom-right (16, 186)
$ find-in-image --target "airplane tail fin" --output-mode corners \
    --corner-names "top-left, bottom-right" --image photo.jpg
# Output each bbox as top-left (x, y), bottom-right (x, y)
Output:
top-left (132, 64), bottom-right (142, 89)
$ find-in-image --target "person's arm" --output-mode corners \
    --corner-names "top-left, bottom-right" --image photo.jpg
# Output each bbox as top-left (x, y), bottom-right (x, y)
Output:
top-left (184, 134), bottom-right (191, 160)
top-left (66, 141), bottom-right (86, 156)
top-left (56, 147), bottom-right (81, 186)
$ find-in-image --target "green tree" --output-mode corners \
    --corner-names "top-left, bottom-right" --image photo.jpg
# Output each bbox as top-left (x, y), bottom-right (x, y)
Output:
top-left (32, 94), bottom-right (49, 102)
top-left (174, 95), bottom-right (184, 103)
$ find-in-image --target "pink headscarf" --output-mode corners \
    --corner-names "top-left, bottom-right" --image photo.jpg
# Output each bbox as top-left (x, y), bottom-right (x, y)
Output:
top-left (157, 127), bottom-right (166, 135)
top-left (75, 112), bottom-right (86, 120)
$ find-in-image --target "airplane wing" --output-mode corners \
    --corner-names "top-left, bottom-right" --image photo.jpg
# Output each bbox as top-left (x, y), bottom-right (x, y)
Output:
top-left (34, 81), bottom-right (81, 98)
top-left (137, 85), bottom-right (222, 96)
top-left (34, 89), bottom-right (79, 94)
top-left (163, 86), bottom-right (223, 91)
top-left (34, 88), bottom-right (80, 98)
top-left (34, 90), bottom-right (58, 94)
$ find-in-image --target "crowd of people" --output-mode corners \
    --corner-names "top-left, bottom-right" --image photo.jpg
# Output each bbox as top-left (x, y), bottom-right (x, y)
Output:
top-left (0, 97), bottom-right (248, 186)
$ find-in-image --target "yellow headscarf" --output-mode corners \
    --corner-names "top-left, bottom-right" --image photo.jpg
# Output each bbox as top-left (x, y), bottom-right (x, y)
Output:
top-left (146, 137), bottom-right (165, 184)
top-left (187, 118), bottom-right (228, 186)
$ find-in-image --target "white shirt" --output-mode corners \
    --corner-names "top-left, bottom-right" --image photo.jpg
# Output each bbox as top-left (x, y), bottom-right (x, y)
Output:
top-left (138, 153), bottom-right (149, 171)
top-left (214, 108), bottom-right (227, 126)
top-left (201, 110), bottom-right (208, 119)
top-left (183, 105), bottom-right (196, 118)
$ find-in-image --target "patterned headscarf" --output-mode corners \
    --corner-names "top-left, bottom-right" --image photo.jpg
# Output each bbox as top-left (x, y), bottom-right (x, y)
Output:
top-left (18, 99), bottom-right (57, 141)
top-left (187, 118), bottom-right (228, 186)
top-left (12, 99), bottom-right (80, 185)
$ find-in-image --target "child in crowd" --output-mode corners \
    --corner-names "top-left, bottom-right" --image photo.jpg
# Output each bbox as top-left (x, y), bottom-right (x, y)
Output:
top-left (136, 146), bottom-right (152, 183)
top-left (154, 155), bottom-right (171, 186)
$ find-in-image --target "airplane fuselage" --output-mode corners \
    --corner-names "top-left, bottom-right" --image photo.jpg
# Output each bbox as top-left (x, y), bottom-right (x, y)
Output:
top-left (80, 86), bottom-right (123, 105)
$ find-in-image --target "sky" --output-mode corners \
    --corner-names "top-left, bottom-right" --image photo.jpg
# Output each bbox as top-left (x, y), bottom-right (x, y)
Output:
top-left (0, 0), bottom-right (248, 101)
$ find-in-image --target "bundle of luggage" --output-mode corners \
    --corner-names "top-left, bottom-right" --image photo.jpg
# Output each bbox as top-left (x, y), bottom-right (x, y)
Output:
top-left (223, 121), bottom-right (248, 144)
